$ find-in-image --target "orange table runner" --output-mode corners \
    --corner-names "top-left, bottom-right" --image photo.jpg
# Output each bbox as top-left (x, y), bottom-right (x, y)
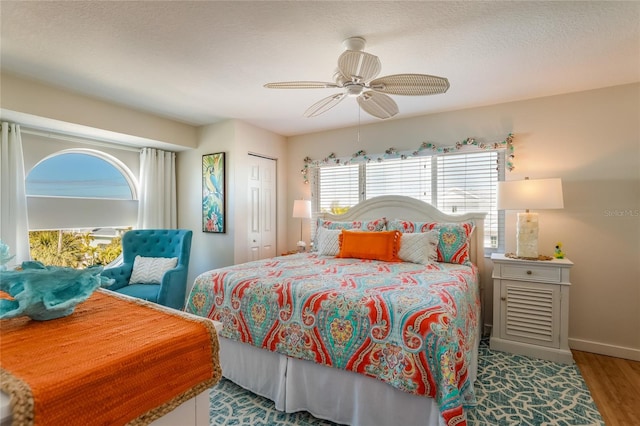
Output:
top-left (0, 289), bottom-right (221, 426)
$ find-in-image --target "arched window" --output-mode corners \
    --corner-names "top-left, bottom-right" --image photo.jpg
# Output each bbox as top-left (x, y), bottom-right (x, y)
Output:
top-left (27, 150), bottom-right (136, 199)
top-left (25, 149), bottom-right (138, 268)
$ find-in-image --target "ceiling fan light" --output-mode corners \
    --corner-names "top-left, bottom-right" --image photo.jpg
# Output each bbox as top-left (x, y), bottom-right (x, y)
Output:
top-left (345, 84), bottom-right (364, 97)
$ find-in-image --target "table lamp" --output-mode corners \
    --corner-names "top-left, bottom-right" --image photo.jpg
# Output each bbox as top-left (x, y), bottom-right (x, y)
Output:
top-left (292, 199), bottom-right (312, 252)
top-left (497, 177), bottom-right (564, 258)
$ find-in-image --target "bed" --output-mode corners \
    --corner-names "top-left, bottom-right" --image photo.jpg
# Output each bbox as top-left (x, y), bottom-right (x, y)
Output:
top-left (0, 289), bottom-right (220, 426)
top-left (186, 195), bottom-right (486, 426)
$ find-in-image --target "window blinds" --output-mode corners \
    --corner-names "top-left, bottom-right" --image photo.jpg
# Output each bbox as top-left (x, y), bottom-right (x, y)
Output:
top-left (314, 150), bottom-right (503, 249)
top-left (436, 151), bottom-right (499, 248)
top-left (317, 165), bottom-right (360, 214)
top-left (365, 158), bottom-right (432, 202)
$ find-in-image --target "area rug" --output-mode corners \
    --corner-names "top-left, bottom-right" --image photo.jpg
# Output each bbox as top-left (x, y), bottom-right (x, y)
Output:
top-left (210, 340), bottom-right (604, 425)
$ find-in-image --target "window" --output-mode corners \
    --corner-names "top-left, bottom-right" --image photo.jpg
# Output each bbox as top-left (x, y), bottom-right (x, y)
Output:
top-left (315, 150), bottom-right (504, 251)
top-left (25, 149), bottom-right (138, 267)
top-left (26, 149), bottom-right (138, 230)
top-left (365, 157), bottom-right (432, 202)
top-left (27, 151), bottom-right (134, 199)
top-left (317, 165), bottom-right (360, 215)
top-left (436, 152), bottom-right (501, 249)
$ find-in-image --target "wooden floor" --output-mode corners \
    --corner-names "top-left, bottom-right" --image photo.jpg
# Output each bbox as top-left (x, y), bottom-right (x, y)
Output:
top-left (572, 349), bottom-right (640, 426)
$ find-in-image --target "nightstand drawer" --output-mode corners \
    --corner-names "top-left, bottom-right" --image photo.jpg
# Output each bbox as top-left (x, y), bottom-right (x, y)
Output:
top-left (501, 264), bottom-right (561, 283)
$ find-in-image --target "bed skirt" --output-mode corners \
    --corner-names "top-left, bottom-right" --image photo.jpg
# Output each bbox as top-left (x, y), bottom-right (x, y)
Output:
top-left (219, 335), bottom-right (480, 426)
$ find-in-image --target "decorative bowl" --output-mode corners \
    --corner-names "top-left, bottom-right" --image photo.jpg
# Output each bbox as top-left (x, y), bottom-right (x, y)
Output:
top-left (0, 261), bottom-right (112, 321)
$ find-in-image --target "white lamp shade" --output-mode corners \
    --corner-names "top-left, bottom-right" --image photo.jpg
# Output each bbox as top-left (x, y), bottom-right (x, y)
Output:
top-left (292, 199), bottom-right (312, 219)
top-left (497, 178), bottom-right (564, 211)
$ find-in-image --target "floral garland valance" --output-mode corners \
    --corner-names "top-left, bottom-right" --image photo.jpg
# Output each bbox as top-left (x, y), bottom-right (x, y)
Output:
top-left (301, 133), bottom-right (514, 184)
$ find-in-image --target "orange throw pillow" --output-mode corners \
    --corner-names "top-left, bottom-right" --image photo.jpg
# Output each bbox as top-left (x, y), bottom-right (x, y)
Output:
top-left (337, 230), bottom-right (402, 262)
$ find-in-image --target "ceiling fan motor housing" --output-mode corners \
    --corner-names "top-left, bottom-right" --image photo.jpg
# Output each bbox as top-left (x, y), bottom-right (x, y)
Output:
top-left (345, 83), bottom-right (364, 97)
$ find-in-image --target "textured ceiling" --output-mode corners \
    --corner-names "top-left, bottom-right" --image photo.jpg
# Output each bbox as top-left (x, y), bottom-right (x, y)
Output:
top-left (1, 1), bottom-right (639, 136)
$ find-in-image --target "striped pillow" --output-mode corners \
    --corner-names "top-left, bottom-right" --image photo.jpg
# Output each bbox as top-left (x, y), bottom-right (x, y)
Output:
top-left (129, 256), bottom-right (178, 284)
top-left (398, 230), bottom-right (439, 265)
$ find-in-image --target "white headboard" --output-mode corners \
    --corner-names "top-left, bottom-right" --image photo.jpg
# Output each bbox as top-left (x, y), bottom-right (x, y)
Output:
top-left (319, 195), bottom-right (487, 276)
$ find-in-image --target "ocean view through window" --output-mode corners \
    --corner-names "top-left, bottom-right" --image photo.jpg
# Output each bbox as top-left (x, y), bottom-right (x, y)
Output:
top-left (25, 149), bottom-right (138, 268)
top-left (26, 152), bottom-right (133, 199)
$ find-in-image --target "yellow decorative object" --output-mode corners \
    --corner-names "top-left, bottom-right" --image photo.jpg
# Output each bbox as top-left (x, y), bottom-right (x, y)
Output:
top-left (554, 243), bottom-right (565, 259)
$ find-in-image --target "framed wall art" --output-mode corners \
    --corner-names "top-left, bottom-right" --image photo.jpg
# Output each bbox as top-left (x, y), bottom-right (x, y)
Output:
top-left (202, 152), bottom-right (226, 233)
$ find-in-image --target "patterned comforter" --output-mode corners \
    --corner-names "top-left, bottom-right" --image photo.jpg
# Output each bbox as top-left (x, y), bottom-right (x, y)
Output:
top-left (186, 253), bottom-right (480, 426)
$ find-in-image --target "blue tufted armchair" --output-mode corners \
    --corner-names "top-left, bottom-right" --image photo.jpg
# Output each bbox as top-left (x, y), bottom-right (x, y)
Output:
top-left (101, 229), bottom-right (192, 310)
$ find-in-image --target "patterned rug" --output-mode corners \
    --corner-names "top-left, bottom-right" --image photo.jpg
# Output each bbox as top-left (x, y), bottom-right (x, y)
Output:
top-left (210, 340), bottom-right (604, 425)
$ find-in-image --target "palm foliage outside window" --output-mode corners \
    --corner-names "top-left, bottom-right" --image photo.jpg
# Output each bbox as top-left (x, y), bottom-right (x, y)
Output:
top-left (28, 231), bottom-right (123, 268)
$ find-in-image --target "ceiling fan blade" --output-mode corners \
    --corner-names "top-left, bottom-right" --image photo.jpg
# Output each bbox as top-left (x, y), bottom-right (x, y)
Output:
top-left (264, 81), bottom-right (340, 89)
top-left (337, 50), bottom-right (381, 82)
top-left (357, 92), bottom-right (398, 119)
top-left (368, 74), bottom-right (450, 96)
top-left (304, 93), bottom-right (347, 118)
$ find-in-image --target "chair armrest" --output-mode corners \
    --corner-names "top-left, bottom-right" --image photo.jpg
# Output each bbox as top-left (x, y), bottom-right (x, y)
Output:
top-left (158, 265), bottom-right (188, 310)
top-left (100, 264), bottom-right (134, 291)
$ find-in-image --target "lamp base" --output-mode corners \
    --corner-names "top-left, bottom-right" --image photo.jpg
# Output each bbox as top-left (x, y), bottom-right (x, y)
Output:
top-left (516, 212), bottom-right (539, 258)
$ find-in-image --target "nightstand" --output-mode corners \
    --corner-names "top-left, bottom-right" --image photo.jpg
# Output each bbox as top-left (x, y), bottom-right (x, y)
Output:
top-left (490, 253), bottom-right (574, 364)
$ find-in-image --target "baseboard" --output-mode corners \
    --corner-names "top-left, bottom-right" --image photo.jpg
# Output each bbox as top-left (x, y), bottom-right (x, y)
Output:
top-left (484, 323), bottom-right (640, 361)
top-left (490, 335), bottom-right (574, 364)
top-left (569, 338), bottom-right (640, 362)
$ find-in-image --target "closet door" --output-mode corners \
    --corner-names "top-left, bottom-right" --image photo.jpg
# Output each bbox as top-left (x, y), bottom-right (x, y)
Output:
top-left (248, 155), bottom-right (276, 261)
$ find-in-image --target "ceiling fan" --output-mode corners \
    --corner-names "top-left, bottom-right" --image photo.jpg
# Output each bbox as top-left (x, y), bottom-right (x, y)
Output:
top-left (264, 37), bottom-right (450, 120)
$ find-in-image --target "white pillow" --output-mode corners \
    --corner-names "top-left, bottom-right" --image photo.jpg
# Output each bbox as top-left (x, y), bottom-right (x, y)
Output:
top-left (129, 256), bottom-right (178, 284)
top-left (316, 227), bottom-right (342, 256)
top-left (398, 230), bottom-right (439, 265)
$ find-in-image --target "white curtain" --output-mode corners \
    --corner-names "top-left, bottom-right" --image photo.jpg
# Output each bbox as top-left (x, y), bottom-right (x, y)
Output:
top-left (137, 147), bottom-right (177, 229)
top-left (0, 122), bottom-right (30, 265)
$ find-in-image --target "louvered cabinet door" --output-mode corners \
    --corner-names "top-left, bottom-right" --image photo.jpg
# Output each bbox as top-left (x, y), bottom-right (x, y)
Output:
top-left (500, 280), bottom-right (560, 348)
top-left (490, 253), bottom-right (574, 364)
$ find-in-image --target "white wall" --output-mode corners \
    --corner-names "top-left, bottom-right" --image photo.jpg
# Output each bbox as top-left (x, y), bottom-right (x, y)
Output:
top-left (287, 83), bottom-right (640, 360)
top-left (176, 120), bottom-right (287, 293)
top-left (177, 121), bottom-right (236, 291)
top-left (1, 73), bottom-right (197, 150)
